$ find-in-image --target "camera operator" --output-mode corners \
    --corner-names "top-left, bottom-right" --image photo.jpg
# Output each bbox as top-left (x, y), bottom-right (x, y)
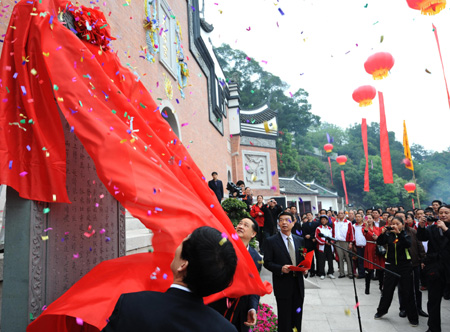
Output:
top-left (417, 204), bottom-right (450, 332)
top-left (261, 199), bottom-right (282, 241)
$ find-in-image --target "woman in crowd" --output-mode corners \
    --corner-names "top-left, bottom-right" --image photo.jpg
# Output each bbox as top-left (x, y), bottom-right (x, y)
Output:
top-left (363, 214), bottom-right (385, 294)
top-left (374, 217), bottom-right (418, 327)
top-left (315, 215), bottom-right (335, 280)
top-left (250, 195), bottom-right (265, 252)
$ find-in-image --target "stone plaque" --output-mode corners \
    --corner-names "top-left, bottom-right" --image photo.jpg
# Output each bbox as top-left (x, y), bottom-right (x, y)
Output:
top-left (28, 112), bottom-right (126, 320)
top-left (242, 150), bottom-right (272, 189)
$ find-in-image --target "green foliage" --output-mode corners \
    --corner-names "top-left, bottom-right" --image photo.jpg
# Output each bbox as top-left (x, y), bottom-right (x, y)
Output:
top-left (221, 198), bottom-right (250, 227)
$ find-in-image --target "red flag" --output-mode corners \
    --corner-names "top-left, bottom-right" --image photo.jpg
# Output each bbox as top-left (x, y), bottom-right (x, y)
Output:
top-left (328, 156), bottom-right (333, 185)
top-left (378, 92), bottom-right (393, 184)
top-left (432, 24), bottom-right (450, 109)
top-left (0, 1), bottom-right (271, 331)
top-left (361, 119), bottom-right (370, 191)
top-left (341, 170), bottom-right (349, 205)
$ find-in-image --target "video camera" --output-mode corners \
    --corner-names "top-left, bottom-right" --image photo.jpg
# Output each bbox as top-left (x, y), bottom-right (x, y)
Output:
top-left (426, 215), bottom-right (438, 223)
top-left (227, 182), bottom-right (245, 199)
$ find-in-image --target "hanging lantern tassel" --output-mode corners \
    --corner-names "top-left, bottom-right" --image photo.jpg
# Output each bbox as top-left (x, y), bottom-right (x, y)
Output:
top-left (328, 157), bottom-right (333, 185)
top-left (341, 170), bottom-right (349, 205)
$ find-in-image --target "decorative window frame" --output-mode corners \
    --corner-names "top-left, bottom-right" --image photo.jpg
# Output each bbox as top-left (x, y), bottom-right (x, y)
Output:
top-left (158, 0), bottom-right (177, 79)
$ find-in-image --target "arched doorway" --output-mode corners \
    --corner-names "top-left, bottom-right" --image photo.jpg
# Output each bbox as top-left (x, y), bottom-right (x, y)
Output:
top-left (159, 100), bottom-right (182, 140)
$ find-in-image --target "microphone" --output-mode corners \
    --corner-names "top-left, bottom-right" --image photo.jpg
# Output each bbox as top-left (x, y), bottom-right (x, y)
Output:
top-left (318, 233), bottom-right (338, 242)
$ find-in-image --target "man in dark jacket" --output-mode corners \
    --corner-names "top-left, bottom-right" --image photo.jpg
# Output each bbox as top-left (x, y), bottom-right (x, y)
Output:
top-left (301, 212), bottom-right (319, 277)
top-left (417, 205), bottom-right (450, 332)
top-left (374, 217), bottom-right (419, 327)
top-left (263, 212), bottom-right (308, 332)
top-left (102, 227), bottom-right (238, 332)
top-left (208, 171), bottom-right (224, 203)
top-left (261, 198), bottom-right (282, 239)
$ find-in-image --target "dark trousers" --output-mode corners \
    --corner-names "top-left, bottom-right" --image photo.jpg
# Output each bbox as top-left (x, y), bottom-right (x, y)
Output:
top-left (427, 267), bottom-right (447, 332)
top-left (276, 281), bottom-right (303, 332)
top-left (356, 246), bottom-right (365, 277)
top-left (377, 262), bottom-right (418, 323)
top-left (258, 229), bottom-right (265, 253)
top-left (399, 265), bottom-right (423, 311)
top-left (317, 245), bottom-right (334, 276)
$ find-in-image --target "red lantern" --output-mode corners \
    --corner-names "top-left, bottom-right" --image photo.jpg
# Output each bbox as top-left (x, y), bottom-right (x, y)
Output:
top-left (352, 85), bottom-right (377, 107)
top-left (336, 155), bottom-right (347, 166)
top-left (406, 0), bottom-right (446, 15)
top-left (324, 144), bottom-right (334, 153)
top-left (404, 182), bottom-right (416, 193)
top-left (364, 52), bottom-right (395, 80)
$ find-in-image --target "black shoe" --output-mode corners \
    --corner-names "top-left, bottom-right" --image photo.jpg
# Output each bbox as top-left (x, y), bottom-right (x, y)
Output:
top-left (338, 275), bottom-right (346, 279)
top-left (348, 276), bottom-right (354, 279)
top-left (409, 320), bottom-right (419, 327)
top-left (444, 294), bottom-right (450, 300)
top-left (374, 312), bottom-right (386, 319)
top-left (418, 309), bottom-right (429, 317)
top-left (309, 272), bottom-right (316, 277)
top-left (399, 310), bottom-right (406, 318)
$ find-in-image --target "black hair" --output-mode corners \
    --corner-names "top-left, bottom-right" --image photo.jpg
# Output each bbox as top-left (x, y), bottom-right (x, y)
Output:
top-left (236, 180), bottom-right (245, 187)
top-left (278, 211), bottom-right (294, 220)
top-left (366, 208), bottom-right (373, 213)
top-left (181, 226), bottom-right (237, 297)
top-left (424, 207), bottom-right (434, 212)
top-left (211, 171), bottom-right (218, 176)
top-left (394, 211), bottom-right (406, 217)
top-left (319, 209), bottom-right (327, 214)
top-left (382, 211), bottom-right (390, 216)
top-left (432, 200), bottom-right (442, 206)
top-left (406, 213), bottom-right (415, 221)
top-left (392, 216), bottom-right (405, 224)
top-left (257, 195), bottom-right (263, 199)
top-left (438, 204), bottom-right (449, 213)
top-left (242, 216), bottom-right (259, 234)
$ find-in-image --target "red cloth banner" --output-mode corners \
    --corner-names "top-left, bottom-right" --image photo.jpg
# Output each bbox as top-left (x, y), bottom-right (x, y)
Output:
top-left (412, 198), bottom-right (415, 210)
top-left (432, 24), bottom-right (450, 109)
top-left (361, 119), bottom-right (370, 191)
top-left (328, 156), bottom-right (333, 185)
top-left (341, 170), bottom-right (349, 205)
top-left (378, 92), bottom-right (394, 184)
top-left (0, 1), bottom-right (271, 331)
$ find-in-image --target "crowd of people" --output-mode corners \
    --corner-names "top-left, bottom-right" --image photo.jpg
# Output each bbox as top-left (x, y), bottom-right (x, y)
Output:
top-left (100, 172), bottom-right (449, 332)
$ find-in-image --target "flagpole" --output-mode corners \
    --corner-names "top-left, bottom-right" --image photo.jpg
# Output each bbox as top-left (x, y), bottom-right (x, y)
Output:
top-left (412, 170), bottom-right (421, 208)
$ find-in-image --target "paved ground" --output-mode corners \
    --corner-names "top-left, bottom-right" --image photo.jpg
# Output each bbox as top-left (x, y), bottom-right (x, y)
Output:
top-left (259, 261), bottom-right (450, 332)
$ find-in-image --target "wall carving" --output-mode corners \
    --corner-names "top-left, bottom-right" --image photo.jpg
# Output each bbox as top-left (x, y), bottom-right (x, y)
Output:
top-left (242, 151), bottom-right (271, 189)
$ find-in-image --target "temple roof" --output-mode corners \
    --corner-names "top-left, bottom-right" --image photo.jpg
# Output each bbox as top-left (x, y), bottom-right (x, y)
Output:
top-left (279, 177), bottom-right (318, 195)
top-left (240, 104), bottom-right (277, 124)
top-left (304, 181), bottom-right (339, 197)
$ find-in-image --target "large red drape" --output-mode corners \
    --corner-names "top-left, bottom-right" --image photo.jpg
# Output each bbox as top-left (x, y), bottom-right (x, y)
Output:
top-left (378, 92), bottom-right (393, 184)
top-left (361, 118), bottom-right (370, 191)
top-left (0, 1), bottom-right (271, 331)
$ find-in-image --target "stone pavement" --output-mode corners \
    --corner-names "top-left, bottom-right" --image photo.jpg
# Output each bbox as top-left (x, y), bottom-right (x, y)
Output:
top-left (259, 261), bottom-right (450, 332)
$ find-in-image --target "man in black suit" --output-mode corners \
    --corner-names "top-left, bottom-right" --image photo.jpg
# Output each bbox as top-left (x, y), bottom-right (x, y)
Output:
top-left (264, 211), bottom-right (308, 332)
top-left (210, 217), bottom-right (262, 331)
top-left (208, 171), bottom-right (224, 203)
top-left (417, 204), bottom-right (450, 332)
top-left (102, 226), bottom-right (238, 332)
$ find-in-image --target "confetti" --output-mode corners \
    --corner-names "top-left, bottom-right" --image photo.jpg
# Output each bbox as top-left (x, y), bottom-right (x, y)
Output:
top-left (8, 160), bottom-right (12, 169)
top-left (41, 235), bottom-right (49, 241)
top-left (296, 307), bottom-right (302, 313)
top-left (231, 233), bottom-right (239, 241)
top-left (344, 308), bottom-right (351, 316)
top-left (271, 171), bottom-right (276, 176)
top-left (43, 207), bottom-right (50, 214)
top-left (219, 237), bottom-right (227, 246)
top-left (75, 317), bottom-right (83, 326)
top-left (246, 27), bottom-right (251, 31)
top-left (43, 228), bottom-right (53, 232)
top-left (380, 35), bottom-right (384, 43)
top-left (425, 69), bottom-right (431, 74)
top-left (353, 302), bottom-right (360, 309)
top-left (73, 253), bottom-right (79, 259)
top-left (278, 8), bottom-right (285, 15)
top-left (210, 204), bottom-right (214, 208)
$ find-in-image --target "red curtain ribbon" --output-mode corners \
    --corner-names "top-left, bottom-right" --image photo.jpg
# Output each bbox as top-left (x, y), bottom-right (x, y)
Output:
top-left (378, 92), bottom-right (394, 184)
top-left (432, 24), bottom-right (450, 109)
top-left (361, 119), bottom-right (370, 192)
top-left (341, 170), bottom-right (348, 205)
top-left (0, 1), bottom-right (272, 331)
top-left (328, 156), bottom-right (333, 185)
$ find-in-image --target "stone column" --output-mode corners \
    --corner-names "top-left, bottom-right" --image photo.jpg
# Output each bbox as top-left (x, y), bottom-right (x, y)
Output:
top-left (1, 113), bottom-right (126, 331)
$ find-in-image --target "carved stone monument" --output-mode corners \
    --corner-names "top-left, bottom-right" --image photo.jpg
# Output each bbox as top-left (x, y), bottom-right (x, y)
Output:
top-left (1, 112), bottom-right (126, 332)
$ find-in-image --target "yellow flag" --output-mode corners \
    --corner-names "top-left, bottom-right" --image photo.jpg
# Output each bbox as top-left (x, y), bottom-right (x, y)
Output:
top-left (403, 120), bottom-right (414, 171)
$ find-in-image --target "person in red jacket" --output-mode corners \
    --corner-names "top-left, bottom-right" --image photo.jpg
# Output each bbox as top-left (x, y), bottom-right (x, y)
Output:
top-left (333, 210), bottom-right (355, 279)
top-left (362, 214), bottom-right (385, 294)
top-left (250, 195), bottom-right (265, 253)
top-left (315, 215), bottom-right (335, 280)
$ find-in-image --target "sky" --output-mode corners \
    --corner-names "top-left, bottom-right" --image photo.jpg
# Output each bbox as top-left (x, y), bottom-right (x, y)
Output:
top-left (203, 0), bottom-right (450, 153)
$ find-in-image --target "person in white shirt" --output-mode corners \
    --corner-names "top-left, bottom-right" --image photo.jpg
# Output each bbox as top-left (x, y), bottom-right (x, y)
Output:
top-left (353, 213), bottom-right (367, 279)
top-left (333, 210), bottom-right (355, 279)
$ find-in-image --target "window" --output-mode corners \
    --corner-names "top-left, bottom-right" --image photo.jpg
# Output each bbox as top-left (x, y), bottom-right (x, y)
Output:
top-left (159, 0), bottom-right (177, 77)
